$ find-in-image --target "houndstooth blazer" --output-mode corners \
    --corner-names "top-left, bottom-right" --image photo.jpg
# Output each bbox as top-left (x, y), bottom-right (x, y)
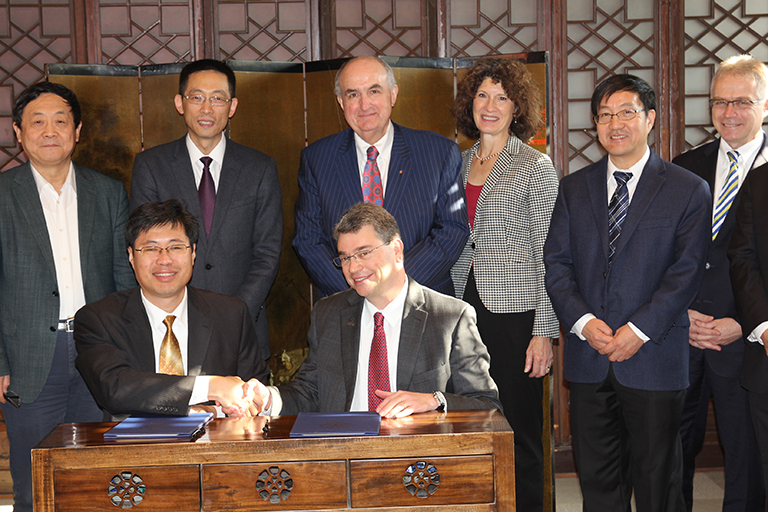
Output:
top-left (451, 135), bottom-right (559, 338)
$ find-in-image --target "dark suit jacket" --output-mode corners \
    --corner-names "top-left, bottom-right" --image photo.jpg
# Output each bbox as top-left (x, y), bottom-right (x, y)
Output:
top-left (0, 162), bottom-right (135, 403)
top-left (276, 278), bottom-right (501, 413)
top-left (544, 151), bottom-right (711, 391)
top-left (673, 136), bottom-right (768, 378)
top-left (130, 136), bottom-right (282, 358)
top-left (293, 124), bottom-right (469, 298)
top-left (74, 286), bottom-right (270, 418)
top-left (728, 163), bottom-right (768, 393)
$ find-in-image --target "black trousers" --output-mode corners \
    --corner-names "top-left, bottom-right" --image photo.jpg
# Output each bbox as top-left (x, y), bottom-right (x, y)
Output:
top-left (748, 389), bottom-right (768, 512)
top-left (680, 347), bottom-right (764, 512)
top-left (570, 366), bottom-right (686, 512)
top-left (463, 269), bottom-right (544, 512)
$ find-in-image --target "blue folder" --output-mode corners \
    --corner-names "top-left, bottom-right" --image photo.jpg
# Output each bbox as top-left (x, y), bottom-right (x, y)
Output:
top-left (104, 412), bottom-right (214, 439)
top-left (289, 412), bottom-right (381, 437)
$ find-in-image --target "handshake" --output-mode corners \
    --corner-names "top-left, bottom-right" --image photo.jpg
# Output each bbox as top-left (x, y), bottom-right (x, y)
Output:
top-left (205, 376), bottom-right (272, 417)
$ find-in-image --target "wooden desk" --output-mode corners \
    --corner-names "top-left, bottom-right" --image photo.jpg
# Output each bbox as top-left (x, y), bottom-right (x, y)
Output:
top-left (33, 410), bottom-right (514, 511)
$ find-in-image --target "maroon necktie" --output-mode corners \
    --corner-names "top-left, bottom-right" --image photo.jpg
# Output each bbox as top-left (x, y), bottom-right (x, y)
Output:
top-left (199, 156), bottom-right (215, 237)
top-left (362, 146), bottom-right (384, 206)
top-left (368, 312), bottom-right (390, 411)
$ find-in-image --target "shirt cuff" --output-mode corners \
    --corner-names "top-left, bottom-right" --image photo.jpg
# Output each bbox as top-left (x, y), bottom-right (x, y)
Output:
top-left (627, 322), bottom-right (650, 343)
top-left (572, 314), bottom-right (596, 340)
top-left (748, 322), bottom-right (768, 344)
top-left (260, 386), bottom-right (282, 416)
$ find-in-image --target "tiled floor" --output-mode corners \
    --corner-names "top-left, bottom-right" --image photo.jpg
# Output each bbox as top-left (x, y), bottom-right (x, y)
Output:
top-left (0, 470), bottom-right (728, 511)
top-left (555, 469), bottom-right (726, 511)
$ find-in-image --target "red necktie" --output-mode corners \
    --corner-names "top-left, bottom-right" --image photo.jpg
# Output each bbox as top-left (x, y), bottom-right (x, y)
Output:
top-left (368, 312), bottom-right (390, 411)
top-left (362, 146), bottom-right (383, 206)
top-left (199, 156), bottom-right (216, 237)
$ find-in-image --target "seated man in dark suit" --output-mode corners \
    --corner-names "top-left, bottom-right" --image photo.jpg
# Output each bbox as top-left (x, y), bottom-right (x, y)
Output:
top-left (75, 199), bottom-right (270, 419)
top-left (293, 56), bottom-right (468, 299)
top-left (254, 202), bottom-right (500, 417)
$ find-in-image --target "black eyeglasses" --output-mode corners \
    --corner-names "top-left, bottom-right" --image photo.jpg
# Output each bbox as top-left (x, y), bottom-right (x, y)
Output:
top-left (593, 109), bottom-right (646, 125)
top-left (133, 245), bottom-right (191, 257)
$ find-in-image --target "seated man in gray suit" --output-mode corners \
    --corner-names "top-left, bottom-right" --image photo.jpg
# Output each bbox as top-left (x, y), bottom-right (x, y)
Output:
top-left (130, 59), bottom-right (282, 363)
top-left (75, 199), bottom-right (270, 419)
top-left (252, 202), bottom-right (500, 417)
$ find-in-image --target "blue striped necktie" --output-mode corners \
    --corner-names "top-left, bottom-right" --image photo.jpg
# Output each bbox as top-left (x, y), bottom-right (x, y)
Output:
top-left (712, 151), bottom-right (739, 241)
top-left (608, 171), bottom-right (632, 263)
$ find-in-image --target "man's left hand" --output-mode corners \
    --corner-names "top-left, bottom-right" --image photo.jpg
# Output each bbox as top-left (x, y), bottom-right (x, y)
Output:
top-left (374, 390), bottom-right (440, 418)
top-left (599, 324), bottom-right (644, 362)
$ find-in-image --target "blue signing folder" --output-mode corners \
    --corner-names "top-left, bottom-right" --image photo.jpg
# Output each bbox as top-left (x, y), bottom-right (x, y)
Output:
top-left (289, 412), bottom-right (381, 437)
top-left (104, 412), bottom-right (214, 439)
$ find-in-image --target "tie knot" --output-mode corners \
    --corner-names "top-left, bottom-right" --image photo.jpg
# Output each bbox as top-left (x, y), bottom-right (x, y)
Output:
top-left (728, 151), bottom-right (739, 165)
top-left (367, 146), bottom-right (379, 161)
top-left (614, 171), bottom-right (632, 186)
top-left (374, 311), bottom-right (384, 328)
top-left (200, 156), bottom-right (213, 170)
top-left (163, 315), bottom-right (176, 329)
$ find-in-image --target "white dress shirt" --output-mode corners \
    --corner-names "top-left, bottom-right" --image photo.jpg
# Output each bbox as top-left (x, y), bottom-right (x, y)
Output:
top-left (140, 288), bottom-right (212, 408)
top-left (571, 147), bottom-right (651, 342)
top-left (186, 132), bottom-right (227, 191)
top-left (354, 121), bottom-right (395, 197)
top-left (31, 163), bottom-right (85, 319)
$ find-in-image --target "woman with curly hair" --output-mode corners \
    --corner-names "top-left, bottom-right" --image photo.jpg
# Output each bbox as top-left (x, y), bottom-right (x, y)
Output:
top-left (451, 57), bottom-right (559, 512)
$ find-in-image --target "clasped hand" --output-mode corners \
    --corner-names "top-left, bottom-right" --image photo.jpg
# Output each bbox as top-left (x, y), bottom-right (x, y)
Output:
top-left (207, 376), bottom-right (266, 417)
top-left (583, 319), bottom-right (643, 362)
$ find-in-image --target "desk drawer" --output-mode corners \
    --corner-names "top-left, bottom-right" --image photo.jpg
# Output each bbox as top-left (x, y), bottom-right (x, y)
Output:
top-left (350, 455), bottom-right (494, 507)
top-left (53, 465), bottom-right (199, 511)
top-left (203, 461), bottom-right (347, 510)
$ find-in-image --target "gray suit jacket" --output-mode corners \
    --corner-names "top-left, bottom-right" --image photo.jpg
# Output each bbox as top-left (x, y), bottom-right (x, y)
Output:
top-left (130, 136), bottom-right (282, 358)
top-left (0, 162), bottom-right (135, 403)
top-left (278, 278), bottom-right (501, 413)
top-left (74, 286), bottom-right (270, 418)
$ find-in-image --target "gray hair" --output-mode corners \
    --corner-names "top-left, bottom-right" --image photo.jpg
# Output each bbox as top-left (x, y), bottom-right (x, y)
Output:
top-left (334, 56), bottom-right (398, 97)
top-left (711, 54), bottom-right (768, 99)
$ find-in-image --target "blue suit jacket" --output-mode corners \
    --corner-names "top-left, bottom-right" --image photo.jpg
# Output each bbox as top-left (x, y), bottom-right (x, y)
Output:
top-left (293, 124), bottom-right (468, 297)
top-left (544, 151), bottom-right (711, 391)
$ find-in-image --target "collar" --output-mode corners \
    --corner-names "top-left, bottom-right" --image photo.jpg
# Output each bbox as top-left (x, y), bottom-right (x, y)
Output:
top-left (30, 161), bottom-right (77, 195)
top-left (185, 132), bottom-right (227, 164)
top-left (353, 121), bottom-right (394, 157)
top-left (607, 146), bottom-right (651, 180)
top-left (363, 275), bottom-right (409, 320)
top-left (140, 287), bottom-right (189, 328)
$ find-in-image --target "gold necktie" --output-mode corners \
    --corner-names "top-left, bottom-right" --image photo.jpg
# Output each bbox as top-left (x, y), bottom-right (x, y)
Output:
top-left (158, 315), bottom-right (183, 375)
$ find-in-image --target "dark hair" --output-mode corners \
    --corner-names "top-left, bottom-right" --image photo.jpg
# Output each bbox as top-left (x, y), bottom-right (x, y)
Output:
top-left (12, 81), bottom-right (81, 128)
top-left (333, 202), bottom-right (401, 245)
top-left (591, 74), bottom-right (656, 117)
top-left (178, 59), bottom-right (236, 98)
top-left (126, 199), bottom-right (199, 249)
top-left (452, 57), bottom-right (543, 142)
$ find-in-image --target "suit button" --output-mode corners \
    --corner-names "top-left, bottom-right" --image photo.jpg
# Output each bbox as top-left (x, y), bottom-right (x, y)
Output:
top-left (600, 306), bottom-right (604, 312)
top-left (50, 326), bottom-right (56, 332)
top-left (705, 262), bottom-right (711, 270)
top-left (471, 242), bottom-right (476, 249)
top-left (205, 264), bottom-right (212, 270)
top-left (603, 272), bottom-right (607, 278)
top-left (52, 291), bottom-right (59, 297)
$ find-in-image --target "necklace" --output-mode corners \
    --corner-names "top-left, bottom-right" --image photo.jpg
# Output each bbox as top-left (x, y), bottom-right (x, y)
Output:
top-left (475, 150), bottom-right (502, 165)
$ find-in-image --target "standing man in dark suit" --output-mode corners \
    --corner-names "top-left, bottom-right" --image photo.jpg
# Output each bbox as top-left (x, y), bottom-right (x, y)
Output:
top-left (544, 74), bottom-right (711, 512)
top-left (254, 202), bottom-right (499, 416)
top-left (75, 200), bottom-right (270, 420)
top-left (130, 59), bottom-right (282, 362)
top-left (0, 81), bottom-right (136, 512)
top-left (672, 55), bottom-right (768, 512)
top-left (293, 56), bottom-right (468, 298)
top-left (729, 158), bottom-right (768, 502)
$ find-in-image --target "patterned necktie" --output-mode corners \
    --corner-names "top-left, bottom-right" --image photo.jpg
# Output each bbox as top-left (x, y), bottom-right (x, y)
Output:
top-left (362, 146), bottom-right (384, 206)
top-left (712, 151), bottom-right (740, 241)
top-left (158, 315), bottom-right (183, 376)
top-left (368, 312), bottom-right (390, 411)
top-left (199, 156), bottom-right (216, 237)
top-left (608, 171), bottom-right (633, 263)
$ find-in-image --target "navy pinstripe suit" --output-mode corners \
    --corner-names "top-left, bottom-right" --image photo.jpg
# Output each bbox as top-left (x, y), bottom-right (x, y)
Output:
top-left (293, 123), bottom-right (469, 297)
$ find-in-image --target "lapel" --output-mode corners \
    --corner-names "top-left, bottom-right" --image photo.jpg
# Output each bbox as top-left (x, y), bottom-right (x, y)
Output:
top-left (186, 288), bottom-right (214, 376)
top-left (336, 129), bottom-right (368, 206)
top-left (340, 293), bottom-right (364, 410)
top-left (612, 152), bottom-right (666, 260)
top-left (122, 289), bottom-right (157, 372)
top-left (11, 162), bottom-right (57, 279)
top-left (382, 123), bottom-right (412, 215)
top-left (470, 135), bottom-right (521, 232)
top-left (170, 137), bottom-right (208, 248)
top-left (75, 164), bottom-right (95, 292)
top-left (586, 158), bottom-right (611, 262)
top-left (207, 139), bottom-right (242, 246)
top-left (395, 279), bottom-right (427, 391)
top-left (698, 139), bottom-right (719, 198)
